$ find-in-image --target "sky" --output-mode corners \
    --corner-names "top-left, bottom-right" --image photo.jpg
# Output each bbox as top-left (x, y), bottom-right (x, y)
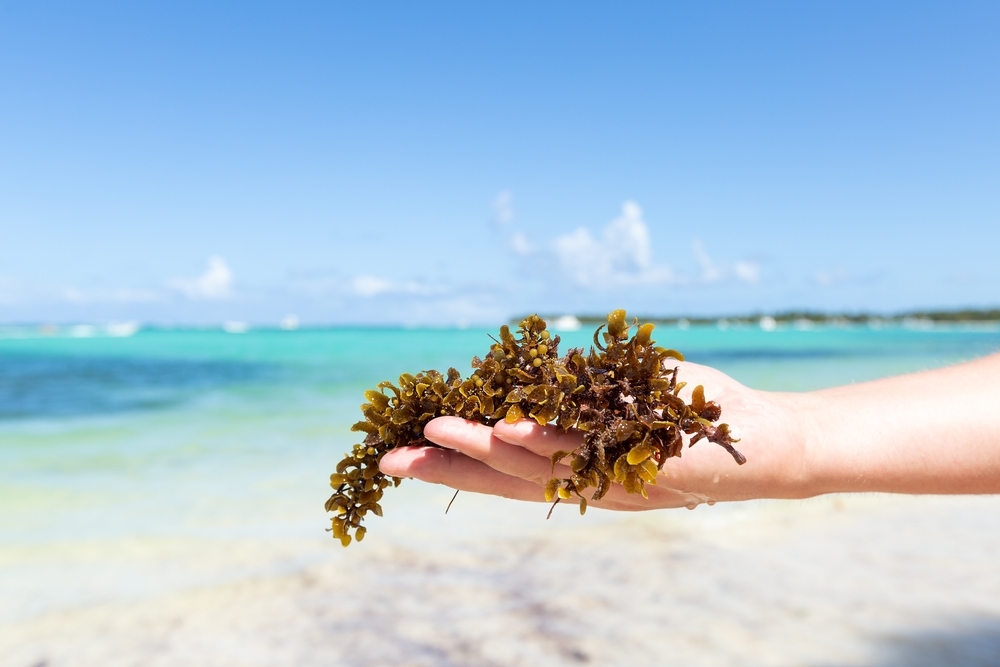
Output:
top-left (1, 1), bottom-right (999, 325)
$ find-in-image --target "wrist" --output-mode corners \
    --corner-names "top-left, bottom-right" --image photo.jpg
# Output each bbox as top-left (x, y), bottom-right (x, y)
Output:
top-left (791, 389), bottom-right (885, 497)
top-left (775, 390), bottom-right (842, 498)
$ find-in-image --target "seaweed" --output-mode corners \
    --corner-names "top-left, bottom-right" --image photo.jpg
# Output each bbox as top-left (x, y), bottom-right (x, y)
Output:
top-left (325, 310), bottom-right (744, 546)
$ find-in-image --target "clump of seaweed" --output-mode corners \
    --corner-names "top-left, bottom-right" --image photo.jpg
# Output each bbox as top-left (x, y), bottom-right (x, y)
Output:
top-left (326, 310), bottom-right (744, 546)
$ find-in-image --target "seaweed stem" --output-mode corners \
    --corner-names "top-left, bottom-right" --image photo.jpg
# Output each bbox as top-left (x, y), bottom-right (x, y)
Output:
top-left (445, 488), bottom-right (460, 514)
top-left (546, 498), bottom-right (561, 520)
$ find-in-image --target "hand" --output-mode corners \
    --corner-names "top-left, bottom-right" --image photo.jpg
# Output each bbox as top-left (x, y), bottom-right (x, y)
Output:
top-left (379, 361), bottom-right (814, 510)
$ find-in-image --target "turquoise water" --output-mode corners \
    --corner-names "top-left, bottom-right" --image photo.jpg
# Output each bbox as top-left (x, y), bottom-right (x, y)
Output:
top-left (1, 323), bottom-right (999, 620)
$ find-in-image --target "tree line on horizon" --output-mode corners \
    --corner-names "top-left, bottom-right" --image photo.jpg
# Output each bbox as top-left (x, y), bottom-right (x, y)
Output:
top-left (525, 308), bottom-right (1000, 327)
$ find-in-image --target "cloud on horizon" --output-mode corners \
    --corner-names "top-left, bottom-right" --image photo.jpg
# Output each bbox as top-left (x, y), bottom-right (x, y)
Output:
top-left (0, 203), bottom-right (785, 325)
top-left (552, 201), bottom-right (675, 289)
top-left (349, 275), bottom-right (442, 298)
top-left (62, 287), bottom-right (165, 305)
top-left (813, 268), bottom-right (884, 288)
top-left (693, 239), bottom-right (760, 285)
top-left (22, 255), bottom-right (243, 315)
top-left (170, 256), bottom-right (233, 300)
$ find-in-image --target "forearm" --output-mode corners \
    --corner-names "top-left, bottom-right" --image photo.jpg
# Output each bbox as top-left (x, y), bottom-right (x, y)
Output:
top-left (797, 352), bottom-right (1000, 496)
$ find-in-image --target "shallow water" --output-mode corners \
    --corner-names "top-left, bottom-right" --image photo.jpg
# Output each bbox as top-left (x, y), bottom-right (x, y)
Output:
top-left (1, 323), bottom-right (999, 624)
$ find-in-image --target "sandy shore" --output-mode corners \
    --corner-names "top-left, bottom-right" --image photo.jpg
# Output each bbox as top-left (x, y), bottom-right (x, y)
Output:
top-left (4, 493), bottom-right (1000, 667)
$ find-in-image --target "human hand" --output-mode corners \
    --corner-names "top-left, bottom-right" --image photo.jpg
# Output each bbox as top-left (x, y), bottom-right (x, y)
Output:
top-left (379, 361), bottom-right (815, 510)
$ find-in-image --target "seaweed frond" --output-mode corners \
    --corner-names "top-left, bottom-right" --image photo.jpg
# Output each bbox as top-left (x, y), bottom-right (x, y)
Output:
top-left (326, 310), bottom-right (744, 546)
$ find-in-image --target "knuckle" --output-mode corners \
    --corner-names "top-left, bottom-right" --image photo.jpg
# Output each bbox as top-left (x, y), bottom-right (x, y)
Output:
top-left (524, 460), bottom-right (554, 485)
top-left (407, 448), bottom-right (452, 484)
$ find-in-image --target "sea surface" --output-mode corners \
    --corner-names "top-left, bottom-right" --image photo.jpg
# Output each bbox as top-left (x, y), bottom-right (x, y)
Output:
top-left (2, 322), bottom-right (999, 626)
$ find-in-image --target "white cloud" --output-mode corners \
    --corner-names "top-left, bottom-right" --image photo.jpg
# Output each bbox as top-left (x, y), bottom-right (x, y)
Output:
top-left (734, 261), bottom-right (760, 284)
top-left (288, 272), bottom-right (444, 300)
top-left (508, 231), bottom-right (535, 256)
top-left (60, 285), bottom-right (167, 305)
top-left (395, 295), bottom-right (508, 327)
top-left (350, 275), bottom-right (394, 298)
top-left (171, 256), bottom-right (233, 300)
top-left (814, 269), bottom-right (848, 287)
top-left (813, 268), bottom-right (883, 287)
top-left (607, 201), bottom-right (653, 270)
top-left (693, 239), bottom-right (760, 285)
top-left (492, 190), bottom-right (514, 225)
top-left (348, 275), bottom-right (441, 299)
top-left (113, 288), bottom-right (166, 303)
top-left (552, 201), bottom-right (673, 288)
top-left (692, 239), bottom-right (723, 283)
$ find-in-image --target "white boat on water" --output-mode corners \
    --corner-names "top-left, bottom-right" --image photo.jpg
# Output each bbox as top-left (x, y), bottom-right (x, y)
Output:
top-left (551, 315), bottom-right (581, 331)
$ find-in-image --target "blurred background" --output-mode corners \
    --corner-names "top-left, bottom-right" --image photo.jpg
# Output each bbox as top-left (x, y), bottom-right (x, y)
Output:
top-left (2, 2), bottom-right (1000, 666)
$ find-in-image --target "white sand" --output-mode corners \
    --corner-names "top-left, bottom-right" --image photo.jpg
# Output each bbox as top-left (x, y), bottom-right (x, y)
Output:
top-left (4, 493), bottom-right (1000, 667)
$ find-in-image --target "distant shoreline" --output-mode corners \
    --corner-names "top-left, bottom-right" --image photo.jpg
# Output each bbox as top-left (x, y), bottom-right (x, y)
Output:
top-left (524, 308), bottom-right (1000, 327)
top-left (2, 308), bottom-right (999, 334)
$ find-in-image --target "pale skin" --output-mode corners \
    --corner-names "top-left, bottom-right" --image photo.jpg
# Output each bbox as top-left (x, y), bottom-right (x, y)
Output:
top-left (379, 352), bottom-right (1000, 510)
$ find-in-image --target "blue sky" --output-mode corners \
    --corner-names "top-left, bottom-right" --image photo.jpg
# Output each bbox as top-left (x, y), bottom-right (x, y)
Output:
top-left (1, 1), bottom-right (998, 325)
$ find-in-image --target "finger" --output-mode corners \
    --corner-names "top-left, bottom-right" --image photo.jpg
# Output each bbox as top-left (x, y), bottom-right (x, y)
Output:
top-left (491, 419), bottom-right (706, 510)
top-left (380, 444), bottom-right (699, 512)
top-left (491, 419), bottom-right (584, 457)
top-left (379, 446), bottom-right (546, 502)
top-left (423, 416), bottom-right (571, 484)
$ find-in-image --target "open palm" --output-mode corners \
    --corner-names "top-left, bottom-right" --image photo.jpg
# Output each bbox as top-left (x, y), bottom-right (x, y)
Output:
top-left (379, 361), bottom-right (812, 511)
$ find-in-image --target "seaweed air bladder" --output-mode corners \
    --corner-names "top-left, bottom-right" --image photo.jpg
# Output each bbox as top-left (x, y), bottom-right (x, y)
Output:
top-left (326, 310), bottom-right (745, 546)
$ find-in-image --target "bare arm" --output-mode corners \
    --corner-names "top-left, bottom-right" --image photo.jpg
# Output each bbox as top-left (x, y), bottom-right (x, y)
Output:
top-left (800, 351), bottom-right (1000, 495)
top-left (378, 352), bottom-right (1000, 509)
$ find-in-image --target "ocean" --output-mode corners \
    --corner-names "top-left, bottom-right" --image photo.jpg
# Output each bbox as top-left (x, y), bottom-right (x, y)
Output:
top-left (2, 321), bottom-right (1000, 664)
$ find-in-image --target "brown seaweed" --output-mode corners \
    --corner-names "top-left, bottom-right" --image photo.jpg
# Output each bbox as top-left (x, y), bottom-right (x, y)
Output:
top-left (325, 310), bottom-right (744, 546)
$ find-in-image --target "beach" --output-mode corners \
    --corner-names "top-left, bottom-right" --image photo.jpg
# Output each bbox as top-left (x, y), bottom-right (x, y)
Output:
top-left (5, 493), bottom-right (1000, 666)
top-left (2, 324), bottom-right (1000, 666)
